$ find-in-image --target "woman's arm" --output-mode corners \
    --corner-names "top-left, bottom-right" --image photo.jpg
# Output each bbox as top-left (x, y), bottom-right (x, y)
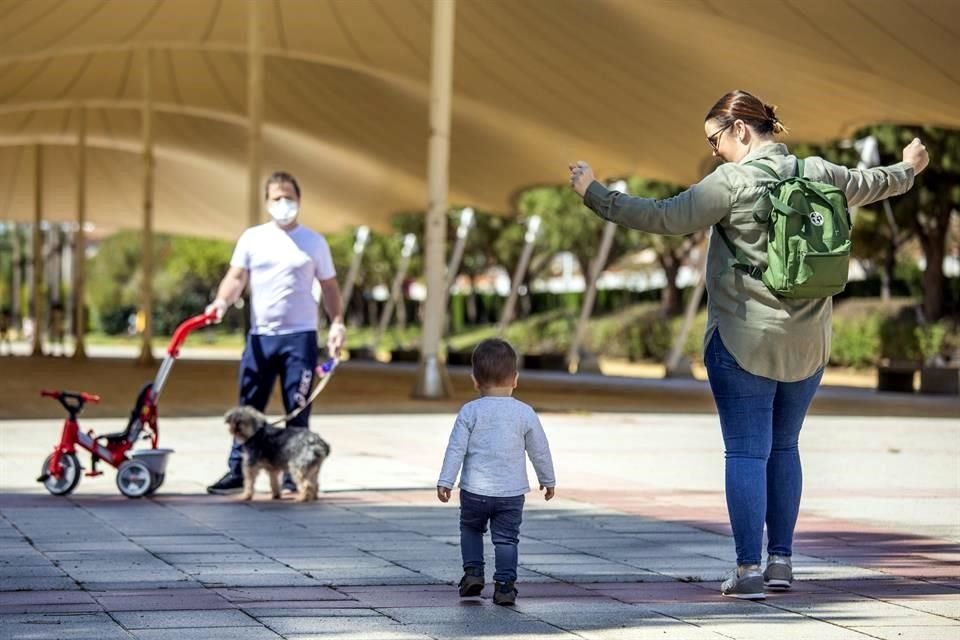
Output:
top-left (817, 137), bottom-right (928, 208)
top-left (570, 162), bottom-right (733, 235)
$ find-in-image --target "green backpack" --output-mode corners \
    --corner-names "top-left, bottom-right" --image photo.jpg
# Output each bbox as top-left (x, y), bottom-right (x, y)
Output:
top-left (715, 158), bottom-right (852, 299)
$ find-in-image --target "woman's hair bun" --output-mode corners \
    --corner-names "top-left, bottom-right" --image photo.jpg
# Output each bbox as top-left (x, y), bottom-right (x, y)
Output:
top-left (764, 103), bottom-right (788, 135)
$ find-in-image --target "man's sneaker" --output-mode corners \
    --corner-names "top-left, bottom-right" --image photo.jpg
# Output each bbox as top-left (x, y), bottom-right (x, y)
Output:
top-left (764, 555), bottom-right (793, 590)
top-left (493, 581), bottom-right (518, 606)
top-left (206, 472), bottom-right (244, 495)
top-left (458, 567), bottom-right (484, 597)
top-left (720, 564), bottom-right (765, 600)
top-left (281, 474), bottom-right (298, 493)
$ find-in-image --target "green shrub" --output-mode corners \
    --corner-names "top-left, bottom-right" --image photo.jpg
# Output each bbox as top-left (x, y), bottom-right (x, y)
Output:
top-left (915, 322), bottom-right (949, 365)
top-left (831, 315), bottom-right (882, 368)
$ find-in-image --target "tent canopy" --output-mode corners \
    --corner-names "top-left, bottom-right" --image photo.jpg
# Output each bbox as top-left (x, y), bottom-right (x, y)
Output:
top-left (0, 0), bottom-right (957, 239)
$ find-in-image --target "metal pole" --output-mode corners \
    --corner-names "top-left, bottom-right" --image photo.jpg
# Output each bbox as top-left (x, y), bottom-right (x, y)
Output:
top-left (137, 48), bottom-right (155, 365)
top-left (442, 207), bottom-right (473, 338)
top-left (413, 0), bottom-right (456, 399)
top-left (247, 0), bottom-right (263, 229)
top-left (372, 233), bottom-right (416, 353)
top-left (497, 215), bottom-right (541, 336)
top-left (73, 105), bottom-right (88, 359)
top-left (340, 225), bottom-right (369, 323)
top-left (445, 207), bottom-right (474, 293)
top-left (31, 145), bottom-right (43, 356)
top-left (11, 223), bottom-right (21, 331)
top-left (567, 181), bottom-right (625, 372)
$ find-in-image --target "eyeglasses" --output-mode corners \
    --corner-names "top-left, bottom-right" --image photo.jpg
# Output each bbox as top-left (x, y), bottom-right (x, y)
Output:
top-left (706, 123), bottom-right (731, 151)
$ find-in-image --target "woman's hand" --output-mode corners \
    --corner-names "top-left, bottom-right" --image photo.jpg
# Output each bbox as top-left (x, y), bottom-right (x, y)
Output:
top-left (903, 138), bottom-right (929, 175)
top-left (568, 161), bottom-right (596, 197)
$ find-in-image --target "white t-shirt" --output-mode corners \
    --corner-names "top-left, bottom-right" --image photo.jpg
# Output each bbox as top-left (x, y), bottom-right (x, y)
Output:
top-left (230, 223), bottom-right (336, 336)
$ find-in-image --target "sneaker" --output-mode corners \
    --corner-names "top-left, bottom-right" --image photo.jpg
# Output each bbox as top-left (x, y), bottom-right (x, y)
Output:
top-left (493, 581), bottom-right (518, 606)
top-left (206, 472), bottom-right (244, 495)
top-left (458, 567), bottom-right (484, 597)
top-left (282, 474), bottom-right (298, 493)
top-left (764, 555), bottom-right (793, 590)
top-left (720, 564), bottom-right (765, 600)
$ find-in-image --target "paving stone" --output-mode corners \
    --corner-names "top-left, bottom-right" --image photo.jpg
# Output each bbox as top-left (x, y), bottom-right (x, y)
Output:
top-left (245, 606), bottom-right (382, 617)
top-left (195, 572), bottom-right (319, 588)
top-left (0, 565), bottom-right (66, 578)
top-left (79, 580), bottom-right (200, 591)
top-left (692, 617), bottom-right (888, 639)
top-left (574, 623), bottom-right (729, 640)
top-left (156, 553), bottom-right (277, 564)
top-left (0, 612), bottom-right (133, 640)
top-left (849, 625), bottom-right (960, 640)
top-left (0, 576), bottom-right (79, 591)
top-left (378, 605), bottom-right (524, 625)
top-left (111, 608), bottom-right (260, 629)
top-left (130, 628), bottom-right (281, 640)
top-left (284, 632), bottom-right (434, 640)
top-left (773, 596), bottom-right (956, 625)
top-left (257, 614), bottom-right (402, 635)
top-left (885, 596), bottom-right (960, 619)
top-left (404, 621), bottom-right (579, 639)
top-left (94, 590), bottom-right (234, 612)
top-left (216, 586), bottom-right (351, 603)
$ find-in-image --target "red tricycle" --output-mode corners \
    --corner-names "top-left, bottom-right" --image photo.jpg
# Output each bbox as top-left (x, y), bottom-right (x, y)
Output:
top-left (37, 312), bottom-right (216, 498)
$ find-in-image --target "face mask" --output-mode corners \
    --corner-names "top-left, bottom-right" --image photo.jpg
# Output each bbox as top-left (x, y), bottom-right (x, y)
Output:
top-left (268, 198), bottom-right (299, 225)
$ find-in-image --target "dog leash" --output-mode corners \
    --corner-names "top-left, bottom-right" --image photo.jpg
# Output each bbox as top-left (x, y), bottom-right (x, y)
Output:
top-left (268, 357), bottom-right (339, 427)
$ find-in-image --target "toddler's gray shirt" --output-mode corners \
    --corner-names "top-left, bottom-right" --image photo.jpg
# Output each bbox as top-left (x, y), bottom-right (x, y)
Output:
top-left (437, 396), bottom-right (555, 497)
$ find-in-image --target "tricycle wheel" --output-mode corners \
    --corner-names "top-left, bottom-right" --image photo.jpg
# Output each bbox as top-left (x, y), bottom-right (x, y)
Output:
top-left (116, 460), bottom-right (153, 498)
top-left (40, 453), bottom-right (81, 496)
top-left (145, 472), bottom-right (164, 496)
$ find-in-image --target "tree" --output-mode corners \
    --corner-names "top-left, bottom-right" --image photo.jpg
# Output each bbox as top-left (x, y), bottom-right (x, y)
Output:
top-left (624, 178), bottom-right (703, 317)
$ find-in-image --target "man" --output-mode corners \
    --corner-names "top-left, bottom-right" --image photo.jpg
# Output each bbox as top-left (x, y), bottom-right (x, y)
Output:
top-left (206, 171), bottom-right (346, 495)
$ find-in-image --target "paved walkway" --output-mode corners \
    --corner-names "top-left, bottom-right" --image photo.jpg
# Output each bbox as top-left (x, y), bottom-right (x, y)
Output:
top-left (1, 408), bottom-right (958, 639)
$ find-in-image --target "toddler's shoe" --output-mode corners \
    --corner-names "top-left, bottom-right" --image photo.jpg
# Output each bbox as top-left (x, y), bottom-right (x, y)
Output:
top-left (458, 567), bottom-right (484, 597)
top-left (493, 581), bottom-right (518, 606)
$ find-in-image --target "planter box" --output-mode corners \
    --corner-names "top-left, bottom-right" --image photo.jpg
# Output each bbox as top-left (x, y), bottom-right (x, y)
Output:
top-left (445, 350), bottom-right (472, 366)
top-left (877, 362), bottom-right (918, 393)
top-left (521, 352), bottom-right (568, 372)
top-left (348, 346), bottom-right (377, 361)
top-left (390, 348), bottom-right (420, 363)
top-left (919, 366), bottom-right (960, 395)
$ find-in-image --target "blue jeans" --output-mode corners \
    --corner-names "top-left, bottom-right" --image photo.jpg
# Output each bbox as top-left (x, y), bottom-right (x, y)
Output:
top-left (228, 331), bottom-right (318, 476)
top-left (459, 490), bottom-right (525, 583)
top-left (705, 332), bottom-right (823, 566)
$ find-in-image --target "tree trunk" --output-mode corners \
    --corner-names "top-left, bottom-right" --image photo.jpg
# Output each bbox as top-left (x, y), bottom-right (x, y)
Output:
top-left (466, 275), bottom-right (477, 325)
top-left (659, 254), bottom-right (683, 317)
top-left (920, 232), bottom-right (945, 322)
top-left (915, 204), bottom-right (950, 323)
top-left (881, 243), bottom-right (896, 303)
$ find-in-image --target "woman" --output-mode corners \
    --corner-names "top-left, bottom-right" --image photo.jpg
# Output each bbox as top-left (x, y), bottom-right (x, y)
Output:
top-left (569, 90), bottom-right (929, 600)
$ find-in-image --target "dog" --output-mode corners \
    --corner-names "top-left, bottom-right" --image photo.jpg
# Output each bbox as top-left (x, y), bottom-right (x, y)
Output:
top-left (224, 406), bottom-right (331, 502)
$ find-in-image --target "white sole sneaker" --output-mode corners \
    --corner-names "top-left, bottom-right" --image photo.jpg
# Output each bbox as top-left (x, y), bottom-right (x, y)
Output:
top-left (764, 578), bottom-right (792, 590)
top-left (721, 572), bottom-right (765, 600)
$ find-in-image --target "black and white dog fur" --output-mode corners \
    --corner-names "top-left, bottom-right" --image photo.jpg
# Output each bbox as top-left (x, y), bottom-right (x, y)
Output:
top-left (224, 406), bottom-right (331, 502)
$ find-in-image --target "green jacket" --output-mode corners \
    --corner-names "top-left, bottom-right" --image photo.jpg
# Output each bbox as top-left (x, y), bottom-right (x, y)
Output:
top-left (584, 142), bottom-right (914, 382)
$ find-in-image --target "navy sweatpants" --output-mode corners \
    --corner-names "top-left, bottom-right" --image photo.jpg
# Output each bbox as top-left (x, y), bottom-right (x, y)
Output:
top-left (228, 330), bottom-right (318, 476)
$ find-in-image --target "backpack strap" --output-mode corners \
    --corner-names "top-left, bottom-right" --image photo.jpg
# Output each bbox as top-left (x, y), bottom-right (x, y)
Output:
top-left (744, 160), bottom-right (781, 181)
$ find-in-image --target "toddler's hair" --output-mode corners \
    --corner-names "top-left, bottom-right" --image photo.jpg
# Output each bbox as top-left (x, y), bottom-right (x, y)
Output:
top-left (471, 339), bottom-right (518, 388)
